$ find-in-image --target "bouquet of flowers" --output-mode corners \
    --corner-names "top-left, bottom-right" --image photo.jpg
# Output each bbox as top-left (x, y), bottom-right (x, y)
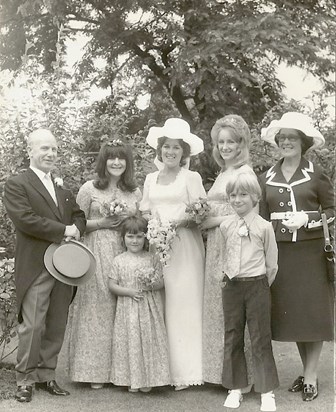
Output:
top-left (99, 199), bottom-right (128, 218)
top-left (146, 218), bottom-right (177, 267)
top-left (185, 197), bottom-right (211, 224)
top-left (136, 267), bottom-right (162, 290)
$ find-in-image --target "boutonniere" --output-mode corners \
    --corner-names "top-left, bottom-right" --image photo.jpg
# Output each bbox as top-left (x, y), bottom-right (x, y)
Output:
top-left (238, 223), bottom-right (249, 237)
top-left (54, 177), bottom-right (64, 188)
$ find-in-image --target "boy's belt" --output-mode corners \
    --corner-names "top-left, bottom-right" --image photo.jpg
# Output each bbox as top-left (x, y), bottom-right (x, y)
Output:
top-left (224, 274), bottom-right (266, 282)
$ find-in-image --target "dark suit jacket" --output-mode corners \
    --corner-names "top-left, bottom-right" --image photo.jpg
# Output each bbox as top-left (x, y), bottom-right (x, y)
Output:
top-left (3, 168), bottom-right (86, 320)
top-left (259, 157), bottom-right (334, 243)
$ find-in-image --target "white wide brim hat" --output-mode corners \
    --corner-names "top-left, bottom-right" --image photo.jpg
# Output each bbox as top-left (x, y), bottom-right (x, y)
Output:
top-left (44, 240), bottom-right (96, 286)
top-left (261, 112), bottom-right (325, 150)
top-left (146, 118), bottom-right (204, 156)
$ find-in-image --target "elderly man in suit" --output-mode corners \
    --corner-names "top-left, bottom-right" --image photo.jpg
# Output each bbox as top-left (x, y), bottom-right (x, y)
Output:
top-left (4, 128), bottom-right (86, 402)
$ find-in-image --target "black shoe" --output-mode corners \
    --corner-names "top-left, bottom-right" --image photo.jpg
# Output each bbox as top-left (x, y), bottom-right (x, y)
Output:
top-left (15, 385), bottom-right (33, 402)
top-left (288, 375), bottom-right (304, 392)
top-left (36, 380), bottom-right (70, 396)
top-left (302, 381), bottom-right (318, 401)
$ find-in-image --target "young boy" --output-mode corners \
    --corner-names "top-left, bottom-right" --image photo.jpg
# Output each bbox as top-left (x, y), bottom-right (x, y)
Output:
top-left (220, 173), bottom-right (279, 412)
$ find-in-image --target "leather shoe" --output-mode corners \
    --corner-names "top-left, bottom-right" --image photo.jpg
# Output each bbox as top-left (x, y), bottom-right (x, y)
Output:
top-left (36, 380), bottom-right (70, 396)
top-left (15, 385), bottom-right (33, 402)
top-left (288, 375), bottom-right (304, 392)
top-left (302, 381), bottom-right (318, 401)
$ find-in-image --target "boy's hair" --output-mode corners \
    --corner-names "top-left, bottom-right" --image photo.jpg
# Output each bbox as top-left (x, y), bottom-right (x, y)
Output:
top-left (226, 172), bottom-right (261, 207)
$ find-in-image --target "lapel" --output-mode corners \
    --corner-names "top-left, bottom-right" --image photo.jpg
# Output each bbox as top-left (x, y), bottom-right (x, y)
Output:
top-left (52, 177), bottom-right (65, 218)
top-left (26, 168), bottom-right (63, 221)
top-left (265, 158), bottom-right (314, 189)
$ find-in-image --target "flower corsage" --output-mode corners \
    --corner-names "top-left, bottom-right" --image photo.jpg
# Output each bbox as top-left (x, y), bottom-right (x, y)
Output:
top-left (238, 222), bottom-right (249, 237)
top-left (54, 177), bottom-right (64, 188)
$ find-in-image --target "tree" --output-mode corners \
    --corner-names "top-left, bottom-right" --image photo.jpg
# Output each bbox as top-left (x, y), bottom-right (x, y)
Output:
top-left (0, 0), bottom-right (335, 131)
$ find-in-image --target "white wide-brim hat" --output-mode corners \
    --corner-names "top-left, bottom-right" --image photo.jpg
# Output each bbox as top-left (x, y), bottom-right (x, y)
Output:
top-left (261, 112), bottom-right (325, 150)
top-left (44, 240), bottom-right (96, 286)
top-left (146, 118), bottom-right (204, 155)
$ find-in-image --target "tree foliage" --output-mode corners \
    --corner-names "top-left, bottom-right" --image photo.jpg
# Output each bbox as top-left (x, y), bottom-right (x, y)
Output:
top-left (1, 0), bottom-right (335, 130)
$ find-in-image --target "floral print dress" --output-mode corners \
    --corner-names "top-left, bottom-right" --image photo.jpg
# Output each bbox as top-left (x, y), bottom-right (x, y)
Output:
top-left (109, 251), bottom-right (170, 388)
top-left (65, 180), bottom-right (141, 383)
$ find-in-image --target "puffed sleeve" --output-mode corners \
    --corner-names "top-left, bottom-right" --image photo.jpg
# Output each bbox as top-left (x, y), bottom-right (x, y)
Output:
top-left (109, 258), bottom-right (120, 282)
top-left (76, 181), bottom-right (93, 218)
top-left (186, 171), bottom-right (206, 202)
top-left (139, 173), bottom-right (154, 213)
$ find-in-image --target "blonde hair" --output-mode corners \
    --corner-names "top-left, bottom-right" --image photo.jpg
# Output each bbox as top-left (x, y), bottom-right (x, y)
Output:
top-left (210, 115), bottom-right (251, 170)
top-left (226, 172), bottom-right (261, 207)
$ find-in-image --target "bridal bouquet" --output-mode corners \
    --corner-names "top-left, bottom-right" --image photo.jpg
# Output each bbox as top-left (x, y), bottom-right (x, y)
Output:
top-left (185, 197), bottom-right (211, 224)
top-left (146, 218), bottom-right (177, 267)
top-left (99, 199), bottom-right (128, 218)
top-left (136, 267), bottom-right (162, 290)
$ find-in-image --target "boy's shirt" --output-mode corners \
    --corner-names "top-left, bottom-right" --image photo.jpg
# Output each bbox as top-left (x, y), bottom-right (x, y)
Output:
top-left (220, 210), bottom-right (278, 285)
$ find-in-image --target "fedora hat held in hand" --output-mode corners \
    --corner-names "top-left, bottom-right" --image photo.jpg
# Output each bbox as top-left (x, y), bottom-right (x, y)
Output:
top-left (44, 240), bottom-right (96, 286)
top-left (146, 118), bottom-right (204, 156)
top-left (261, 112), bottom-right (325, 150)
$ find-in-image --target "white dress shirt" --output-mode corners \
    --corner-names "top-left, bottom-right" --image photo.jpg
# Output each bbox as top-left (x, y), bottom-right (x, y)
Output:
top-left (30, 166), bottom-right (58, 206)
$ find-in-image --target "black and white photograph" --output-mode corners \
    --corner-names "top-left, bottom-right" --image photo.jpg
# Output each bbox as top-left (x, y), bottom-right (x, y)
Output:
top-left (0, 1), bottom-right (334, 411)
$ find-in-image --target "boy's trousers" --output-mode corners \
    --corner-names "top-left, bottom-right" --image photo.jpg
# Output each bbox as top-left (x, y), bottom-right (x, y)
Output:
top-left (221, 275), bottom-right (279, 393)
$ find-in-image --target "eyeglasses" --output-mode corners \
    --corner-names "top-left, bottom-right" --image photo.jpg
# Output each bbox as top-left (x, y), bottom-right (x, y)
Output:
top-left (277, 134), bottom-right (300, 143)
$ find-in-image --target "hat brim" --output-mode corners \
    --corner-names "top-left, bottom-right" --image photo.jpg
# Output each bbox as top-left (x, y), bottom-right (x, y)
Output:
top-left (146, 127), bottom-right (204, 156)
top-left (261, 119), bottom-right (325, 150)
top-left (44, 240), bottom-right (96, 286)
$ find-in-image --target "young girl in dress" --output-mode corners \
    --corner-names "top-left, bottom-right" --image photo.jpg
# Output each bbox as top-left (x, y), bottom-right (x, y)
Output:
top-left (108, 215), bottom-right (170, 392)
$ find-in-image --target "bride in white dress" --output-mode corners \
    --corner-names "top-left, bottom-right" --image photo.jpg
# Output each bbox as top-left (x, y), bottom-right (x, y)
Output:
top-left (140, 118), bottom-right (205, 390)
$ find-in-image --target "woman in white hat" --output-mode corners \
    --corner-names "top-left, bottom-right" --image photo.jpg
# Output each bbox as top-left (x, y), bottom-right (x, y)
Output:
top-left (259, 112), bottom-right (334, 402)
top-left (140, 118), bottom-right (206, 389)
top-left (199, 115), bottom-right (254, 387)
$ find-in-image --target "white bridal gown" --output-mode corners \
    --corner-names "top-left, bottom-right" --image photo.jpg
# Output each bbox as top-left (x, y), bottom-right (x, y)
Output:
top-left (140, 168), bottom-right (205, 386)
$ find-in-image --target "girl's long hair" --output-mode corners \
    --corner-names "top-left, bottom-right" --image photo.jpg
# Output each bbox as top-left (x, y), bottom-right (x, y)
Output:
top-left (93, 142), bottom-right (137, 192)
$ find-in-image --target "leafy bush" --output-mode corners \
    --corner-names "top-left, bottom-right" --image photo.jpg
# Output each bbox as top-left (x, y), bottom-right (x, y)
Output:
top-left (0, 257), bottom-right (17, 363)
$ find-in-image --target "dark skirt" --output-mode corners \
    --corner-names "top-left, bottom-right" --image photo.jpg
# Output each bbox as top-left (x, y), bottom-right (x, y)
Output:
top-left (271, 238), bottom-right (334, 342)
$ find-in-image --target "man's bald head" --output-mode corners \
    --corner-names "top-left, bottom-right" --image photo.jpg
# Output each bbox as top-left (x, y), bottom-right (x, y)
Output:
top-left (27, 129), bottom-right (58, 173)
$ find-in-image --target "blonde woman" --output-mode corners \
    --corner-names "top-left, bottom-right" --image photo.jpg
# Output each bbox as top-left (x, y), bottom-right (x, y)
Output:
top-left (200, 115), bottom-right (254, 386)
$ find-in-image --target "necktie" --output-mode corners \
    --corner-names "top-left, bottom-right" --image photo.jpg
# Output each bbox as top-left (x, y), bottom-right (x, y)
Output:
top-left (43, 174), bottom-right (58, 205)
top-left (225, 218), bottom-right (245, 279)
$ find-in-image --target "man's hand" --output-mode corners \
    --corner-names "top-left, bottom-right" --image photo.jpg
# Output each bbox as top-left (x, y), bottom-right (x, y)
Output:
top-left (64, 224), bottom-right (80, 241)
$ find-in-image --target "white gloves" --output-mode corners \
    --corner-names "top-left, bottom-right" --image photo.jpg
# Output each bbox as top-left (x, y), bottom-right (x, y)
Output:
top-left (282, 211), bottom-right (309, 230)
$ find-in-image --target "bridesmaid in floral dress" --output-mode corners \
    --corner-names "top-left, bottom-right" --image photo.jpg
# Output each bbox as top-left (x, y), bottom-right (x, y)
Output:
top-left (109, 216), bottom-right (170, 392)
top-left (200, 115), bottom-right (255, 385)
top-left (66, 141), bottom-right (141, 388)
